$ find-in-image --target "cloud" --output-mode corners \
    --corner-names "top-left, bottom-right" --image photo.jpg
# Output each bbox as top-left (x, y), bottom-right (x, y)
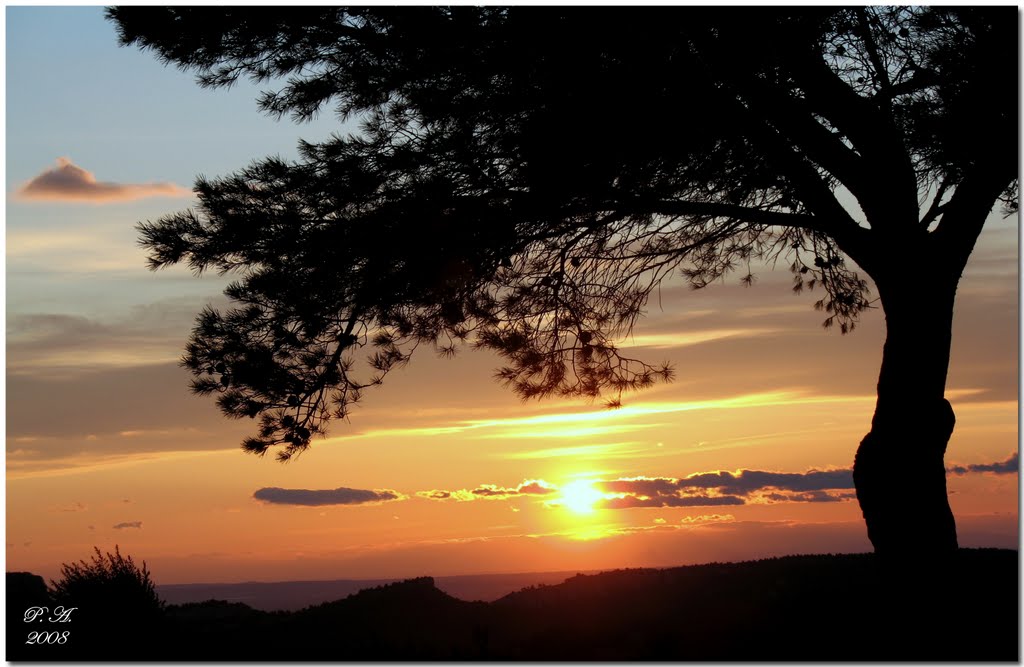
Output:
top-left (676, 468), bottom-right (855, 494)
top-left (595, 466), bottom-right (856, 509)
top-left (618, 327), bottom-right (785, 350)
top-left (514, 480), bottom-right (558, 496)
top-left (7, 303), bottom-right (205, 378)
top-left (253, 486), bottom-right (404, 507)
top-left (113, 521), bottom-right (142, 529)
top-left (417, 490), bottom-right (452, 500)
top-left (602, 477), bottom-right (681, 497)
top-left (15, 157), bottom-right (190, 203)
top-left (680, 514), bottom-right (735, 524)
top-left (947, 453), bottom-right (1018, 476)
top-left (419, 479), bottom-right (557, 502)
top-left (419, 467), bottom-right (857, 510)
top-left (500, 442), bottom-right (652, 460)
top-left (469, 485), bottom-right (514, 498)
top-left (600, 494), bottom-right (745, 509)
top-left (761, 490), bottom-right (857, 503)
top-left (360, 390), bottom-right (842, 443)
top-left (590, 453), bottom-right (1018, 511)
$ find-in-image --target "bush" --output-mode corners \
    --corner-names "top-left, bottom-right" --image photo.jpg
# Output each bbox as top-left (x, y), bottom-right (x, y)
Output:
top-left (50, 545), bottom-right (163, 618)
top-left (47, 546), bottom-right (164, 658)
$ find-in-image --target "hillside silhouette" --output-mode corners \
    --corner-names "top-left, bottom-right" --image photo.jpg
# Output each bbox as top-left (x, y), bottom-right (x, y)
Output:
top-left (8, 549), bottom-right (1017, 660)
top-left (156, 570), bottom-right (588, 610)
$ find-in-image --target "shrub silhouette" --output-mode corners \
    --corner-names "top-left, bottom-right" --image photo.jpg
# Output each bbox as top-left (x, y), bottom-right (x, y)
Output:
top-left (49, 546), bottom-right (163, 657)
top-left (50, 545), bottom-right (162, 614)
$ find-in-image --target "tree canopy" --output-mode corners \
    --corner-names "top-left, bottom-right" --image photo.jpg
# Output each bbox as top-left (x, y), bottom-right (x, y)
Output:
top-left (109, 6), bottom-right (1017, 465)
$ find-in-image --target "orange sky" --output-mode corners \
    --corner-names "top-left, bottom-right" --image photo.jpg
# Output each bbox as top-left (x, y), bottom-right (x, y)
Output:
top-left (5, 7), bottom-right (1018, 586)
top-left (7, 220), bottom-right (1018, 584)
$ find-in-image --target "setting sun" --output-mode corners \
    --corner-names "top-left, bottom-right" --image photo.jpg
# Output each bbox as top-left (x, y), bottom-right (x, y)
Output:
top-left (559, 479), bottom-right (604, 514)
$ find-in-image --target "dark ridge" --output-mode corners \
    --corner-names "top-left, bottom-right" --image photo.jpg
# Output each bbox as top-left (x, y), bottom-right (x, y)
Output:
top-left (7, 550), bottom-right (1017, 661)
top-left (156, 569), bottom-right (588, 610)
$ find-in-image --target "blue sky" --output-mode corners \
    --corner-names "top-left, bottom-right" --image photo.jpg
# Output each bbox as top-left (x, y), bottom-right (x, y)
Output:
top-left (8, 6), bottom-right (347, 187)
top-left (7, 6), bottom-right (354, 330)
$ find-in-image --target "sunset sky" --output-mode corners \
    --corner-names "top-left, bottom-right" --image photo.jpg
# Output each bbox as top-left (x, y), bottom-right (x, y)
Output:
top-left (6, 6), bottom-right (1018, 585)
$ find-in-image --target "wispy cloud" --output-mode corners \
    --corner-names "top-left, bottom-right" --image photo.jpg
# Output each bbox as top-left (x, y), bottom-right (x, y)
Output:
top-left (762, 490), bottom-right (858, 503)
top-left (365, 388), bottom-right (986, 445)
top-left (602, 493), bottom-right (746, 509)
top-left (7, 303), bottom-right (209, 377)
top-left (15, 157), bottom-right (190, 203)
top-left (680, 514), bottom-right (735, 524)
top-left (6, 449), bottom-right (225, 481)
top-left (617, 327), bottom-right (784, 349)
top-left (499, 442), bottom-right (652, 460)
top-left (350, 390), bottom-right (838, 444)
top-left (418, 479), bottom-right (557, 502)
top-left (483, 423), bottom-right (658, 440)
top-left (253, 486), bottom-right (404, 507)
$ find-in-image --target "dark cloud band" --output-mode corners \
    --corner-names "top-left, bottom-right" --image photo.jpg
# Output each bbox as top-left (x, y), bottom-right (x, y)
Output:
top-left (253, 486), bottom-right (403, 507)
top-left (947, 453), bottom-right (1018, 476)
top-left (597, 466), bottom-right (856, 507)
top-left (598, 453), bottom-right (1017, 510)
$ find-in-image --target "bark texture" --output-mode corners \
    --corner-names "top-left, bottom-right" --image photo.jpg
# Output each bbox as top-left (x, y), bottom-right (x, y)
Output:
top-left (853, 269), bottom-right (960, 555)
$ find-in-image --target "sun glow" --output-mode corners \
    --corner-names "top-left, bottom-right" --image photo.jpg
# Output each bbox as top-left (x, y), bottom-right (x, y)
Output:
top-left (559, 479), bottom-right (604, 514)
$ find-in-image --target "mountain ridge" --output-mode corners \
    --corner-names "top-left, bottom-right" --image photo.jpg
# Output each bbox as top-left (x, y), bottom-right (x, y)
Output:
top-left (156, 569), bottom-right (593, 610)
top-left (8, 549), bottom-right (1017, 660)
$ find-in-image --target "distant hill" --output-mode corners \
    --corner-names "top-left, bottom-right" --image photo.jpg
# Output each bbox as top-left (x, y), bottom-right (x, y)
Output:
top-left (9, 550), bottom-right (1018, 661)
top-left (156, 570), bottom-right (588, 610)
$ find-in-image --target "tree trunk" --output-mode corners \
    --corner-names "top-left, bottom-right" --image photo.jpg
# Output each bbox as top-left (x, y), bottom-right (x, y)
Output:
top-left (853, 273), bottom-right (960, 557)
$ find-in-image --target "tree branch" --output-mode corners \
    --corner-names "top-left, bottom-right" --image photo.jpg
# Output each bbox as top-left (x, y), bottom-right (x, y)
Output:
top-left (786, 50), bottom-right (920, 227)
top-left (919, 177), bottom-right (951, 230)
top-left (855, 8), bottom-right (892, 94)
top-left (932, 165), bottom-right (1017, 273)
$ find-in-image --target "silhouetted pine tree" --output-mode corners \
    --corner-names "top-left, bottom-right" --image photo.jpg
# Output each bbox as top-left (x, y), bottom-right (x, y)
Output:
top-left (108, 7), bottom-right (1017, 556)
